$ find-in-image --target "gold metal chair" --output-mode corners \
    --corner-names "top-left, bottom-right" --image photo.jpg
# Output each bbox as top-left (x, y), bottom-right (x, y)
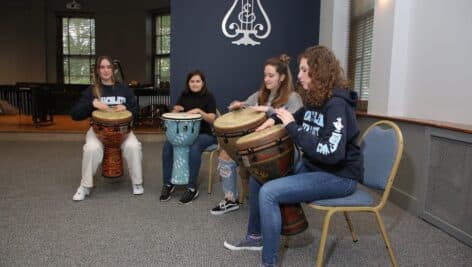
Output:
top-left (307, 120), bottom-right (404, 267)
top-left (203, 143), bottom-right (219, 194)
top-left (203, 109), bottom-right (221, 194)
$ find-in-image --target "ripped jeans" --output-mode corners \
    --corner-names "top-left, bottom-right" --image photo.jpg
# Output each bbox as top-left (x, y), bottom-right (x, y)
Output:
top-left (217, 158), bottom-right (239, 201)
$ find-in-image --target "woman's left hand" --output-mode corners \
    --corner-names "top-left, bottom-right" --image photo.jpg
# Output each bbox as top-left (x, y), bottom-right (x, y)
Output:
top-left (114, 104), bottom-right (127, 112)
top-left (255, 118), bottom-right (275, 131)
top-left (187, 108), bottom-right (203, 115)
top-left (276, 108), bottom-right (294, 126)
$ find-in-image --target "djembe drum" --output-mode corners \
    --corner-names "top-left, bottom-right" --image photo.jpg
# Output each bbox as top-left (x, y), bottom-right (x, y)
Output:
top-left (213, 108), bottom-right (267, 164)
top-left (92, 109), bottom-right (132, 178)
top-left (236, 124), bottom-right (308, 236)
top-left (161, 112), bottom-right (202, 185)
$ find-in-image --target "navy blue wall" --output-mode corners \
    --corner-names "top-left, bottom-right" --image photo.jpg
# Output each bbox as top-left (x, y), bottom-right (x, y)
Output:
top-left (170, 0), bottom-right (320, 112)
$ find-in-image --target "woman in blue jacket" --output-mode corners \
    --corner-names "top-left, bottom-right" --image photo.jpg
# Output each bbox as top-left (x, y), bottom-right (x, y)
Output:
top-left (224, 46), bottom-right (364, 267)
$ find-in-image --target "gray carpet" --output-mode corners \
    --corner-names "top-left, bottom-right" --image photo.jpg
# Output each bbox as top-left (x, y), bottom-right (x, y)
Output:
top-left (0, 134), bottom-right (471, 266)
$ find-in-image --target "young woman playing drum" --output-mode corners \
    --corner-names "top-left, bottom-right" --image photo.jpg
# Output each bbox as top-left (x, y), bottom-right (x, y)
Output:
top-left (210, 54), bottom-right (302, 215)
top-left (223, 46), bottom-right (364, 267)
top-left (71, 56), bottom-right (143, 201)
top-left (159, 70), bottom-right (217, 204)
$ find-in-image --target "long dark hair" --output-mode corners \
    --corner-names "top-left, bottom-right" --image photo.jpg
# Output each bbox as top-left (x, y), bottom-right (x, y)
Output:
top-left (298, 46), bottom-right (350, 107)
top-left (257, 54), bottom-right (294, 108)
top-left (182, 69), bottom-right (209, 96)
top-left (91, 56), bottom-right (116, 98)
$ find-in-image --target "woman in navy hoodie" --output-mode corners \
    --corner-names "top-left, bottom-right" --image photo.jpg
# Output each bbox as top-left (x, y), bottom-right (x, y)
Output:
top-left (224, 46), bottom-right (364, 267)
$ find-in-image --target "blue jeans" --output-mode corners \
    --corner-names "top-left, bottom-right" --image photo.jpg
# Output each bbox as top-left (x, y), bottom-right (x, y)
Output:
top-left (217, 158), bottom-right (238, 201)
top-left (162, 133), bottom-right (216, 189)
top-left (247, 160), bottom-right (357, 265)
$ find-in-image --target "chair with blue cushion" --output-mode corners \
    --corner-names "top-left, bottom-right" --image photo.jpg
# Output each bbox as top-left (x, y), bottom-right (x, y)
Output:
top-left (307, 120), bottom-right (404, 267)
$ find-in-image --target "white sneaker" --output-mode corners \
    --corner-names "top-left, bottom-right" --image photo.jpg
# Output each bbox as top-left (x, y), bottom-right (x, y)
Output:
top-left (133, 184), bottom-right (144, 195)
top-left (72, 186), bottom-right (90, 201)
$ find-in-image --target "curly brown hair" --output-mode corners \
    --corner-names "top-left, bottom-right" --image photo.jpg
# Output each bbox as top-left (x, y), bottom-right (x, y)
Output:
top-left (298, 46), bottom-right (350, 107)
top-left (257, 54), bottom-right (294, 108)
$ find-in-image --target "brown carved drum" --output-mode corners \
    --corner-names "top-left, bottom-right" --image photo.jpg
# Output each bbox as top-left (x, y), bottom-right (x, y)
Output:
top-left (236, 124), bottom-right (308, 236)
top-left (213, 108), bottom-right (266, 164)
top-left (92, 110), bottom-right (132, 178)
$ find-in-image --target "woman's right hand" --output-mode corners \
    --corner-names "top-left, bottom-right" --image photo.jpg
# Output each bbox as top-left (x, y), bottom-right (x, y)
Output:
top-left (228, 101), bottom-right (244, 111)
top-left (92, 99), bottom-right (109, 110)
top-left (255, 118), bottom-right (275, 132)
top-left (172, 105), bottom-right (184, 112)
top-left (249, 105), bottom-right (269, 113)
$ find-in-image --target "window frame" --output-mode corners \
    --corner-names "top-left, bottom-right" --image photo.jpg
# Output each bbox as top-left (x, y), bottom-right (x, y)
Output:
top-left (347, 9), bottom-right (374, 112)
top-left (56, 12), bottom-right (96, 85)
top-left (152, 8), bottom-right (171, 89)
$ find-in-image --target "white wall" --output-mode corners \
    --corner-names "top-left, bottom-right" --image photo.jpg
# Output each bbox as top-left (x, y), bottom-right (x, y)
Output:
top-left (319, 0), bottom-right (350, 71)
top-left (370, 0), bottom-right (472, 125)
top-left (321, 0), bottom-right (472, 125)
top-left (402, 0), bottom-right (472, 124)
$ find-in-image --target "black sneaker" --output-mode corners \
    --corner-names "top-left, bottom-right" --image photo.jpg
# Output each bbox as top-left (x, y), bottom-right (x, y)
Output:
top-left (179, 188), bottom-right (199, 204)
top-left (159, 184), bottom-right (175, 201)
top-left (210, 199), bottom-right (240, 215)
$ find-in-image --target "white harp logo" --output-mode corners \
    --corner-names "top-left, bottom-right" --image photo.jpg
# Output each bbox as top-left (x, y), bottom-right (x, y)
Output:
top-left (221, 0), bottom-right (271, 46)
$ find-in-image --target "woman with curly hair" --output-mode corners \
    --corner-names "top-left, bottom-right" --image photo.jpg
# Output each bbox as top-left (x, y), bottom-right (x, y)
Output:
top-left (223, 46), bottom-right (363, 267)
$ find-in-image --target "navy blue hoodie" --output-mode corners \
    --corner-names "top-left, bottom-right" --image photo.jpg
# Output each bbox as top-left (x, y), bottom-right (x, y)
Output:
top-left (285, 88), bottom-right (363, 180)
top-left (70, 83), bottom-right (139, 121)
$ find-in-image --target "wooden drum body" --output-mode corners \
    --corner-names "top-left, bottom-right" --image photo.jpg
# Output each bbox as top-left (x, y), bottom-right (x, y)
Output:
top-left (213, 108), bottom-right (266, 164)
top-left (236, 124), bottom-right (308, 236)
top-left (92, 110), bottom-right (132, 178)
top-left (161, 112), bottom-right (202, 185)
top-left (236, 124), bottom-right (294, 183)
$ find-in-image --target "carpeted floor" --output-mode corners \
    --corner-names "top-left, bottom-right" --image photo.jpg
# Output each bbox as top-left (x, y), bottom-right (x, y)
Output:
top-left (0, 133), bottom-right (471, 266)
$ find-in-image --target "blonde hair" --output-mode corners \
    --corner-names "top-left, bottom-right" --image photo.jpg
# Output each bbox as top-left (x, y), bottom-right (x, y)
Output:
top-left (91, 56), bottom-right (116, 98)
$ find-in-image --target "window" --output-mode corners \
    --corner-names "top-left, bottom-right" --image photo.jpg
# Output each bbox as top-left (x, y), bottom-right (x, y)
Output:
top-left (59, 16), bottom-right (95, 84)
top-left (348, 10), bottom-right (374, 111)
top-left (153, 11), bottom-right (171, 89)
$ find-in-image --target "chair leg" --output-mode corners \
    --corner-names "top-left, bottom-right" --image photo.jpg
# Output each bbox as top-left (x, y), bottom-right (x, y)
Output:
top-left (282, 235), bottom-right (290, 248)
top-left (207, 151), bottom-right (215, 194)
top-left (343, 212), bottom-right (358, 242)
top-left (238, 167), bottom-right (250, 203)
top-left (374, 211), bottom-right (398, 267)
top-left (316, 210), bottom-right (335, 267)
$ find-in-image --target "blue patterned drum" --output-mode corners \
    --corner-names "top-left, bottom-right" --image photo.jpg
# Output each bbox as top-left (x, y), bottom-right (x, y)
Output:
top-left (162, 112), bottom-right (202, 185)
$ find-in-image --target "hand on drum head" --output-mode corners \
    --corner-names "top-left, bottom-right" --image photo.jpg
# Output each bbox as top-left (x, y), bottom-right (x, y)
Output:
top-left (249, 105), bottom-right (269, 113)
top-left (187, 108), bottom-right (203, 115)
top-left (276, 108), bottom-right (295, 126)
top-left (172, 105), bottom-right (184, 112)
top-left (114, 104), bottom-right (127, 112)
top-left (228, 101), bottom-right (245, 111)
top-left (255, 118), bottom-right (275, 132)
top-left (93, 98), bottom-right (110, 110)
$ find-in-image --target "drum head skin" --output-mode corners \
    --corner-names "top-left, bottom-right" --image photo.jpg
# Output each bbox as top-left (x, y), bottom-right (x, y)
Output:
top-left (162, 112), bottom-right (202, 120)
top-left (92, 110), bottom-right (132, 122)
top-left (214, 108), bottom-right (266, 133)
top-left (236, 124), bottom-right (287, 151)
